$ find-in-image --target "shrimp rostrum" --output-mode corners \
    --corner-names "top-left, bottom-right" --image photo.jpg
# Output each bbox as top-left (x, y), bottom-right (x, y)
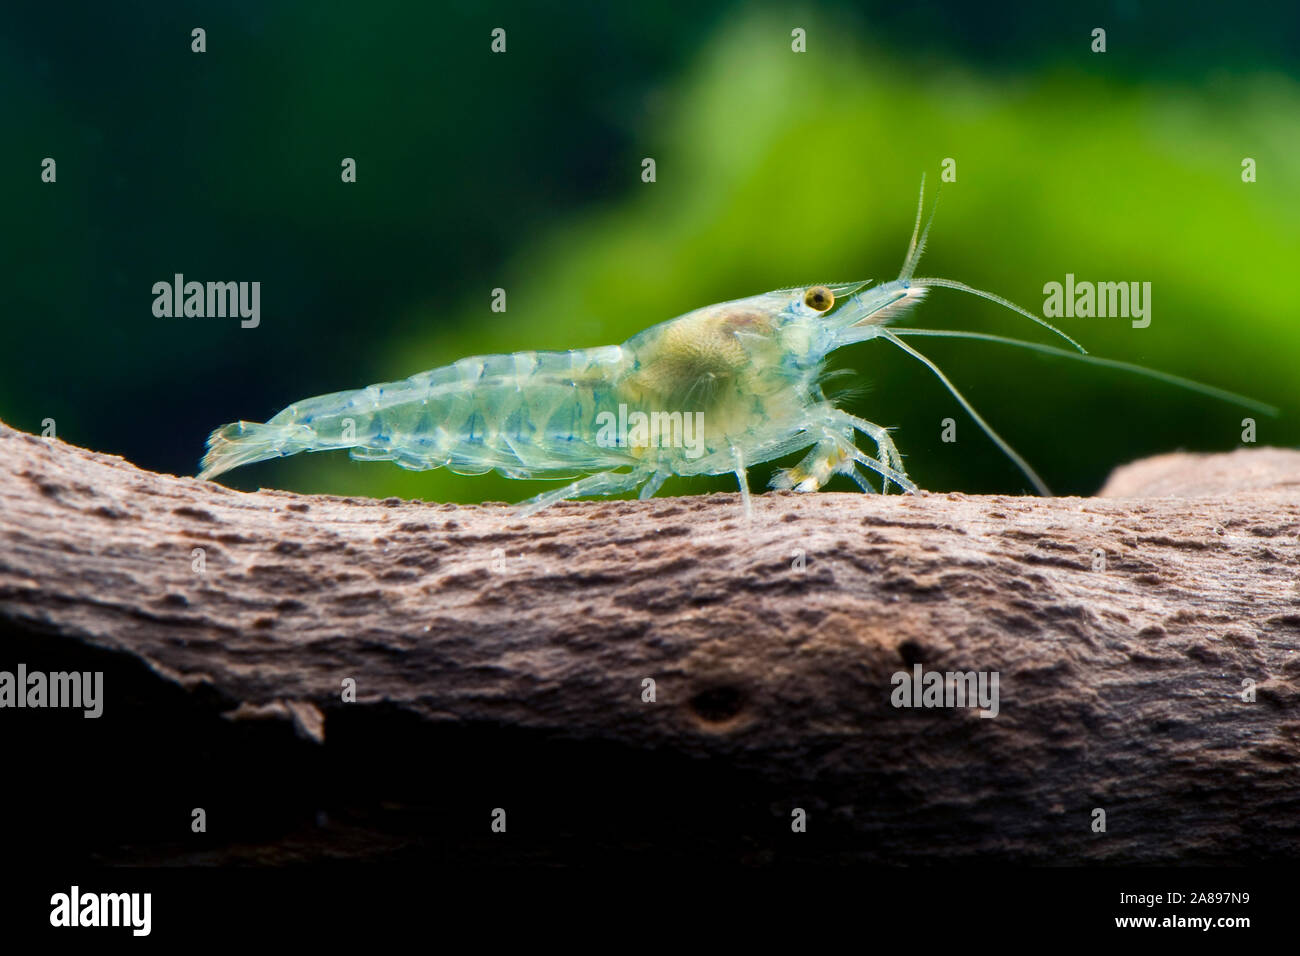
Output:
top-left (199, 177), bottom-right (1273, 516)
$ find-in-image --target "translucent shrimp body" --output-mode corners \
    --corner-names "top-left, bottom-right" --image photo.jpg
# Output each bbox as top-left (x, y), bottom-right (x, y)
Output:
top-left (198, 285), bottom-right (913, 515)
top-left (199, 178), bottom-right (1273, 515)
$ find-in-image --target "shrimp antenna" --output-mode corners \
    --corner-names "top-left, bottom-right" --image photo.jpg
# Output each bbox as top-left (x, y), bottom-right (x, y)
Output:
top-left (912, 276), bottom-right (1087, 355)
top-left (889, 328), bottom-right (1279, 415)
top-left (895, 172), bottom-right (1087, 356)
top-left (899, 174), bottom-right (941, 282)
top-left (874, 326), bottom-right (1053, 495)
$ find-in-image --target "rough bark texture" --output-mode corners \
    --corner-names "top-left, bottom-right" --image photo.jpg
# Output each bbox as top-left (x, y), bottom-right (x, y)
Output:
top-left (2, 420), bottom-right (1299, 865)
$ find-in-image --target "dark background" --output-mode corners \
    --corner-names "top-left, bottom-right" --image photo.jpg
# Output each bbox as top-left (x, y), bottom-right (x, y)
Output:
top-left (3, 0), bottom-right (1296, 504)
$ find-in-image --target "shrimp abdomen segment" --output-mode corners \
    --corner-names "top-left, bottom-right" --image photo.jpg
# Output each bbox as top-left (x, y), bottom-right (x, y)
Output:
top-left (198, 347), bottom-right (634, 480)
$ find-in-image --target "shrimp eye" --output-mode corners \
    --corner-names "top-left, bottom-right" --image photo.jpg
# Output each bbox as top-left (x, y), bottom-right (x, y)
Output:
top-left (804, 285), bottom-right (834, 312)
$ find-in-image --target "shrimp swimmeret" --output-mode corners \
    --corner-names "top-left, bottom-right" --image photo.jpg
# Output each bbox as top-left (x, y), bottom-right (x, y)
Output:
top-left (198, 177), bottom-right (1274, 516)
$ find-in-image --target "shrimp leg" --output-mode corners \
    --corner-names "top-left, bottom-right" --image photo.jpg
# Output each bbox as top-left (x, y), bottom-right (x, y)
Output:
top-left (514, 468), bottom-right (653, 517)
top-left (771, 435), bottom-right (852, 493)
top-left (825, 409), bottom-right (909, 491)
top-left (772, 405), bottom-right (916, 495)
top-left (730, 443), bottom-right (753, 520)
top-left (638, 470), bottom-right (671, 500)
top-left (845, 441), bottom-right (917, 493)
top-left (771, 424), bottom-right (916, 495)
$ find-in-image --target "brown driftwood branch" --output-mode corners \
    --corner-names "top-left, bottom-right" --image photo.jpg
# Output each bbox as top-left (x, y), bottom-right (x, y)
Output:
top-left (2, 419), bottom-right (1298, 865)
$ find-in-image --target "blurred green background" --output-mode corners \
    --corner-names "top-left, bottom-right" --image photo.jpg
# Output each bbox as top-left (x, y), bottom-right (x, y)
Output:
top-left (3, 1), bottom-right (1297, 503)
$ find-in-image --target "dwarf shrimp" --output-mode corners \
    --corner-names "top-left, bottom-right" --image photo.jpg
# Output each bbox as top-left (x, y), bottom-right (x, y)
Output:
top-left (198, 176), bottom-right (1274, 516)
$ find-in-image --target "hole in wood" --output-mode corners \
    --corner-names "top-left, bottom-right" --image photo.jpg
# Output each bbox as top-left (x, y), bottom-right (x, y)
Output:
top-left (689, 685), bottom-right (747, 724)
top-left (898, 640), bottom-right (925, 667)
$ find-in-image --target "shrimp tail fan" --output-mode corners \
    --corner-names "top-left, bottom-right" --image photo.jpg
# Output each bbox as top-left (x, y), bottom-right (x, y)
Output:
top-left (198, 421), bottom-right (316, 480)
